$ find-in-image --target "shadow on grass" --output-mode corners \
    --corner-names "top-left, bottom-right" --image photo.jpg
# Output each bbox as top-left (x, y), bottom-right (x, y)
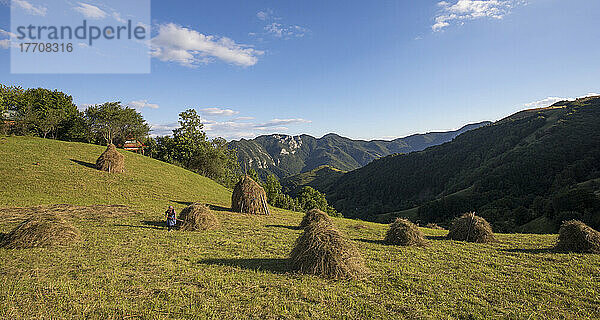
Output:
top-left (426, 235), bottom-right (448, 240)
top-left (169, 200), bottom-right (193, 206)
top-left (266, 224), bottom-right (301, 230)
top-left (207, 204), bottom-right (231, 212)
top-left (500, 248), bottom-right (554, 254)
top-left (353, 238), bottom-right (386, 245)
top-left (142, 220), bottom-right (167, 228)
top-left (197, 258), bottom-right (289, 274)
top-left (114, 224), bottom-right (164, 230)
top-left (70, 159), bottom-right (96, 169)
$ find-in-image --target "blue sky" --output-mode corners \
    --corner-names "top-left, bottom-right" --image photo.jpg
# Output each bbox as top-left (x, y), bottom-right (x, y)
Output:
top-left (0, 0), bottom-right (599, 140)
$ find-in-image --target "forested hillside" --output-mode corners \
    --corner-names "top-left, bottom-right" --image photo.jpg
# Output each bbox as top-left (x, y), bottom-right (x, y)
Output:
top-left (281, 165), bottom-right (345, 196)
top-left (327, 97), bottom-right (600, 233)
top-left (229, 122), bottom-right (490, 180)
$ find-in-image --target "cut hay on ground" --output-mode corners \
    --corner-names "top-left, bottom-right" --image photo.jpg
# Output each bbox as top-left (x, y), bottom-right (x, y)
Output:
top-left (231, 175), bottom-right (269, 215)
top-left (447, 212), bottom-right (495, 243)
top-left (384, 218), bottom-right (427, 246)
top-left (96, 144), bottom-right (125, 173)
top-left (0, 204), bottom-right (139, 223)
top-left (555, 220), bottom-right (600, 253)
top-left (178, 203), bottom-right (219, 231)
top-left (299, 209), bottom-right (333, 229)
top-left (0, 213), bottom-right (80, 249)
top-left (289, 219), bottom-right (369, 279)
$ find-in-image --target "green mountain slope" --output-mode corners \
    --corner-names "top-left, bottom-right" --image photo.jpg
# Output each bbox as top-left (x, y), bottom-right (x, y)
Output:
top-left (1, 137), bottom-right (599, 319)
top-left (228, 122), bottom-right (490, 180)
top-left (281, 165), bottom-right (346, 195)
top-left (0, 136), bottom-right (231, 210)
top-left (327, 97), bottom-right (600, 233)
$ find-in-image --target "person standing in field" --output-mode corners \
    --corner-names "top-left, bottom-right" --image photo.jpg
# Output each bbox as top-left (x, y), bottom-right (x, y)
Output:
top-left (165, 205), bottom-right (177, 231)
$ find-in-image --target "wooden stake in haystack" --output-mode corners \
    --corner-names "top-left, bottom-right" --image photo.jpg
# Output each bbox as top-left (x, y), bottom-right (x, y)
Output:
top-left (231, 175), bottom-right (270, 215)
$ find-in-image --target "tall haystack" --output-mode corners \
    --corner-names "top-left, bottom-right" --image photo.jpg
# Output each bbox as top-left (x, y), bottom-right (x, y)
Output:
top-left (0, 213), bottom-right (81, 249)
top-left (178, 203), bottom-right (219, 231)
top-left (447, 212), bottom-right (495, 243)
top-left (231, 175), bottom-right (269, 215)
top-left (555, 220), bottom-right (600, 253)
top-left (289, 219), bottom-right (369, 279)
top-left (96, 144), bottom-right (125, 173)
top-left (384, 218), bottom-right (427, 246)
top-left (299, 209), bottom-right (333, 229)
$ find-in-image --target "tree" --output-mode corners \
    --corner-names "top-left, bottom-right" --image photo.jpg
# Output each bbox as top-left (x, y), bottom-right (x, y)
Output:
top-left (0, 85), bottom-right (25, 113)
top-left (38, 108), bottom-right (67, 139)
top-left (263, 174), bottom-right (282, 202)
top-left (151, 109), bottom-right (240, 187)
top-left (247, 169), bottom-right (262, 184)
top-left (296, 186), bottom-right (341, 217)
top-left (23, 88), bottom-right (79, 138)
top-left (85, 102), bottom-right (150, 145)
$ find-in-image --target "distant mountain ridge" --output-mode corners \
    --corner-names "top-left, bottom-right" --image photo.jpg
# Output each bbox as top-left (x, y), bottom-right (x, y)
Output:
top-left (228, 122), bottom-right (491, 180)
top-left (325, 97), bottom-right (600, 233)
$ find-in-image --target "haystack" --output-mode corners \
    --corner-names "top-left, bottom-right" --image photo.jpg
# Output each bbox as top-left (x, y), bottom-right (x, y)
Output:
top-left (555, 220), bottom-right (600, 253)
top-left (231, 175), bottom-right (269, 215)
top-left (299, 209), bottom-right (333, 229)
top-left (96, 144), bottom-right (125, 173)
top-left (384, 218), bottom-right (427, 246)
top-left (289, 219), bottom-right (369, 279)
top-left (447, 212), bottom-right (495, 243)
top-left (178, 203), bottom-right (219, 231)
top-left (0, 213), bottom-right (80, 249)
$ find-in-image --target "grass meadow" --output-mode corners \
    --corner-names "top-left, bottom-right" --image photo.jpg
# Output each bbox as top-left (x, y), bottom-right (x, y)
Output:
top-left (0, 136), bottom-right (599, 319)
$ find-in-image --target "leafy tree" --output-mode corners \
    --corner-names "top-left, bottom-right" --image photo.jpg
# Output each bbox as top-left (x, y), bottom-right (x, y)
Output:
top-left (85, 102), bottom-right (150, 145)
top-left (150, 109), bottom-right (240, 187)
top-left (263, 174), bottom-right (282, 202)
top-left (247, 169), bottom-right (262, 184)
top-left (297, 186), bottom-right (341, 217)
top-left (1, 86), bottom-right (79, 138)
top-left (38, 108), bottom-right (67, 139)
top-left (0, 84), bottom-right (25, 113)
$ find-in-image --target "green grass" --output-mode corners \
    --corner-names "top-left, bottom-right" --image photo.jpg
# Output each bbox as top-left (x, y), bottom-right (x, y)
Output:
top-left (1, 136), bottom-right (599, 319)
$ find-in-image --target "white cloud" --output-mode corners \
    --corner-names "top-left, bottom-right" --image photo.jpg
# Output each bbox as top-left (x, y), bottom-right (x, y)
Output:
top-left (432, 0), bottom-right (524, 32)
top-left (12, 0), bottom-right (47, 16)
top-left (73, 2), bottom-right (107, 20)
top-left (151, 117), bottom-right (311, 140)
top-left (128, 100), bottom-right (160, 110)
top-left (199, 108), bottom-right (239, 116)
top-left (260, 118), bottom-right (311, 127)
top-left (151, 23), bottom-right (264, 67)
top-left (234, 116), bottom-right (255, 121)
top-left (0, 29), bottom-right (16, 38)
top-left (112, 12), bottom-right (126, 23)
top-left (0, 29), bottom-right (15, 49)
top-left (257, 9), bottom-right (273, 21)
top-left (523, 97), bottom-right (565, 109)
top-left (150, 122), bottom-right (179, 137)
top-left (523, 93), bottom-right (600, 108)
top-left (254, 10), bottom-right (309, 39)
top-left (77, 103), bottom-right (95, 111)
top-left (265, 23), bottom-right (308, 39)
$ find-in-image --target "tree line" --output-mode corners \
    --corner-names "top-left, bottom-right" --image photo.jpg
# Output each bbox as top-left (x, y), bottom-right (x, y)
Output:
top-left (0, 84), bottom-right (341, 217)
top-left (247, 169), bottom-right (341, 217)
